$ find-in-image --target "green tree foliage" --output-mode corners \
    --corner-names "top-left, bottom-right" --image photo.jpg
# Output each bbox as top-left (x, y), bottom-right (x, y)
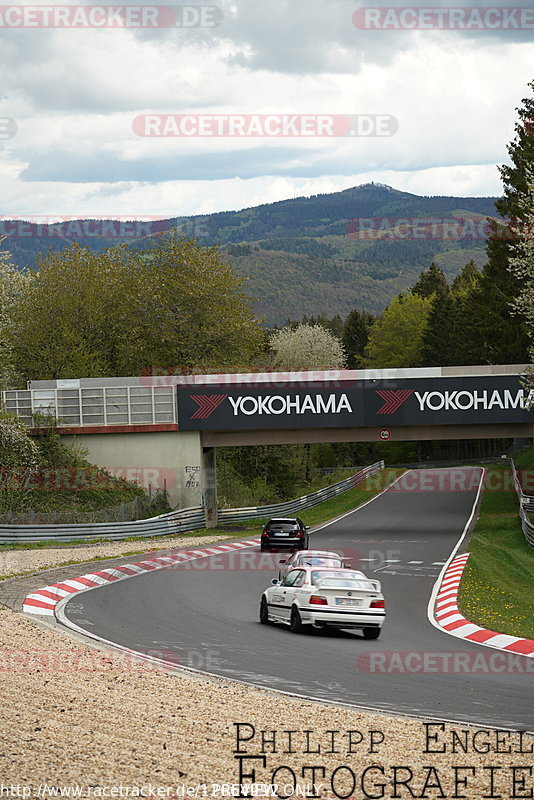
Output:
top-left (343, 309), bottom-right (375, 368)
top-left (0, 238), bottom-right (29, 387)
top-left (420, 286), bottom-right (455, 367)
top-left (414, 260), bottom-right (487, 367)
top-left (9, 234), bottom-right (263, 380)
top-left (508, 170), bottom-right (534, 359)
top-left (411, 262), bottom-right (448, 298)
top-left (217, 444), bottom-right (306, 506)
top-left (451, 259), bottom-right (480, 293)
top-left (461, 81), bottom-right (533, 364)
top-left (363, 292), bottom-right (432, 368)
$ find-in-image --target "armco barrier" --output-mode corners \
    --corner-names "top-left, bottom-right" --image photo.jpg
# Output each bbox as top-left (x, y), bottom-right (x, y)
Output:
top-left (510, 458), bottom-right (534, 547)
top-left (0, 460), bottom-right (385, 544)
top-left (0, 505), bottom-right (205, 544)
top-left (217, 461), bottom-right (385, 524)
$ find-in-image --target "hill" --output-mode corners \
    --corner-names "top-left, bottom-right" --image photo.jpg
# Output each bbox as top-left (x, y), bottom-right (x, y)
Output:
top-left (3, 183), bottom-right (499, 324)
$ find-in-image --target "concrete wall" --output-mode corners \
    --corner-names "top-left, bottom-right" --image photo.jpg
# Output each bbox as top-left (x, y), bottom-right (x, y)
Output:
top-left (62, 430), bottom-right (207, 512)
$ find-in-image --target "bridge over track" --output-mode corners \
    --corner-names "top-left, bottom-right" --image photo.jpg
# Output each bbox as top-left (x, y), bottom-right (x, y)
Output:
top-left (3, 364), bottom-right (532, 516)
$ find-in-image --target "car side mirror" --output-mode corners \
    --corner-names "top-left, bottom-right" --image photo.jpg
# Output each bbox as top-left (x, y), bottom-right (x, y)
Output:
top-left (343, 560), bottom-right (352, 567)
top-left (279, 559), bottom-right (286, 564)
top-left (271, 578), bottom-right (280, 585)
top-left (305, 526), bottom-right (310, 529)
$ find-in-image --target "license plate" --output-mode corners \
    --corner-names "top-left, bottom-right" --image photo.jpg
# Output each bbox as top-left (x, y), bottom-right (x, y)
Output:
top-left (335, 598), bottom-right (363, 606)
top-left (275, 532), bottom-right (291, 537)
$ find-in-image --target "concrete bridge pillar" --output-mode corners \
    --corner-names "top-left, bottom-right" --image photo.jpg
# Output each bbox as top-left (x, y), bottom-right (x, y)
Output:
top-left (62, 430), bottom-right (217, 522)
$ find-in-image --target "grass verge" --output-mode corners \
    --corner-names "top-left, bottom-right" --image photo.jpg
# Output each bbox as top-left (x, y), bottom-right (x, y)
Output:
top-left (457, 462), bottom-right (534, 640)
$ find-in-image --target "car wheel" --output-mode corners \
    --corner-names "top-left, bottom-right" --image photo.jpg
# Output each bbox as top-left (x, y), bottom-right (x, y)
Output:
top-left (363, 627), bottom-right (381, 640)
top-left (289, 606), bottom-right (304, 633)
top-left (260, 596), bottom-right (270, 624)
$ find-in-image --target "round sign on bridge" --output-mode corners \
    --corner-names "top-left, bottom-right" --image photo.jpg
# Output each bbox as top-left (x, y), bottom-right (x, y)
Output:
top-left (379, 428), bottom-right (391, 440)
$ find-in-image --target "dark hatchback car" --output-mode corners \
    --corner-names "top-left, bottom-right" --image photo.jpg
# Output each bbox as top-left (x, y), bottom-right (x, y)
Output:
top-left (260, 517), bottom-right (310, 551)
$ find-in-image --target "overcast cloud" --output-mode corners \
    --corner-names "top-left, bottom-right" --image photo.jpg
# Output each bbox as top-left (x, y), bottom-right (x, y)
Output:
top-left (1, 0), bottom-right (533, 217)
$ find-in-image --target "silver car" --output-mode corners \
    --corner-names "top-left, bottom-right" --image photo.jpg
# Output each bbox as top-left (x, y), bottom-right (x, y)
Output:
top-left (277, 549), bottom-right (360, 581)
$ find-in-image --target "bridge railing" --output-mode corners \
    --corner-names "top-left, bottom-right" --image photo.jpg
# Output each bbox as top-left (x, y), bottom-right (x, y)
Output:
top-left (2, 386), bottom-right (176, 427)
top-left (217, 461), bottom-right (385, 524)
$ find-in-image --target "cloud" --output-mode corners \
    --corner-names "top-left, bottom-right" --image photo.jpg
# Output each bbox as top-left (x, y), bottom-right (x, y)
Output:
top-left (0, 0), bottom-right (532, 216)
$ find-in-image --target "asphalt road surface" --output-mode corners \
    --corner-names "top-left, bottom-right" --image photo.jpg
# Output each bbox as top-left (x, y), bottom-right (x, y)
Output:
top-left (61, 468), bottom-right (533, 731)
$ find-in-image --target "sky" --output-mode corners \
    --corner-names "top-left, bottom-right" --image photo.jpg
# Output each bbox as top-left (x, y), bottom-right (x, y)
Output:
top-left (1, 0), bottom-right (533, 219)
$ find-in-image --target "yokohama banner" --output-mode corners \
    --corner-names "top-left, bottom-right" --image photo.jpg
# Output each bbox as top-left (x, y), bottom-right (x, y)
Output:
top-left (176, 375), bottom-right (534, 431)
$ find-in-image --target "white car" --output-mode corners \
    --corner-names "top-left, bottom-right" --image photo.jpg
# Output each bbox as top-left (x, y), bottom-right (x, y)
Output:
top-left (260, 566), bottom-right (385, 638)
top-left (277, 549), bottom-right (358, 581)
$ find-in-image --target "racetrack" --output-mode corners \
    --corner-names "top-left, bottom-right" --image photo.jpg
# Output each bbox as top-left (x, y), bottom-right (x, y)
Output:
top-left (60, 468), bottom-right (534, 731)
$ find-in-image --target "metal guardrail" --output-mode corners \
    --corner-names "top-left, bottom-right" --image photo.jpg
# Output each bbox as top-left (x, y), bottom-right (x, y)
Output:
top-left (510, 459), bottom-right (534, 547)
top-left (0, 460), bottom-right (385, 544)
top-left (217, 461), bottom-right (385, 524)
top-left (0, 505), bottom-right (205, 544)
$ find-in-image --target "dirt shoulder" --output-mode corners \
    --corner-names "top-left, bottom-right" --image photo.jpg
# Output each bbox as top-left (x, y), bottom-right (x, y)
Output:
top-left (0, 607), bottom-right (531, 796)
top-left (0, 534), bottom-right (237, 580)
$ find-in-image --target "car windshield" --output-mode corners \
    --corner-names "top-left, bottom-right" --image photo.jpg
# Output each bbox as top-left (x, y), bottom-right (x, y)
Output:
top-left (299, 558), bottom-right (341, 567)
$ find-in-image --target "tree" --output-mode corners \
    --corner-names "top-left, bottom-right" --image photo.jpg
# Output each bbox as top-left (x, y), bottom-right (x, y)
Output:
top-left (462, 80), bottom-right (533, 364)
top-left (343, 309), bottom-right (375, 368)
top-left (0, 238), bottom-right (29, 387)
top-left (112, 234), bottom-right (263, 374)
top-left (269, 323), bottom-right (346, 370)
top-left (9, 234), bottom-right (263, 380)
top-left (411, 262), bottom-right (448, 298)
top-left (508, 170), bottom-right (534, 358)
top-left (420, 288), bottom-right (455, 367)
top-left (0, 413), bottom-right (40, 470)
top-left (451, 259), bottom-right (480, 294)
top-left (363, 292), bottom-right (432, 368)
top-left (448, 260), bottom-right (482, 365)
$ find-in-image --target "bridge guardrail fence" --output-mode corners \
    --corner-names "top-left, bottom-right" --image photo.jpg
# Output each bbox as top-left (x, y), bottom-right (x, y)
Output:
top-left (217, 461), bottom-right (385, 525)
